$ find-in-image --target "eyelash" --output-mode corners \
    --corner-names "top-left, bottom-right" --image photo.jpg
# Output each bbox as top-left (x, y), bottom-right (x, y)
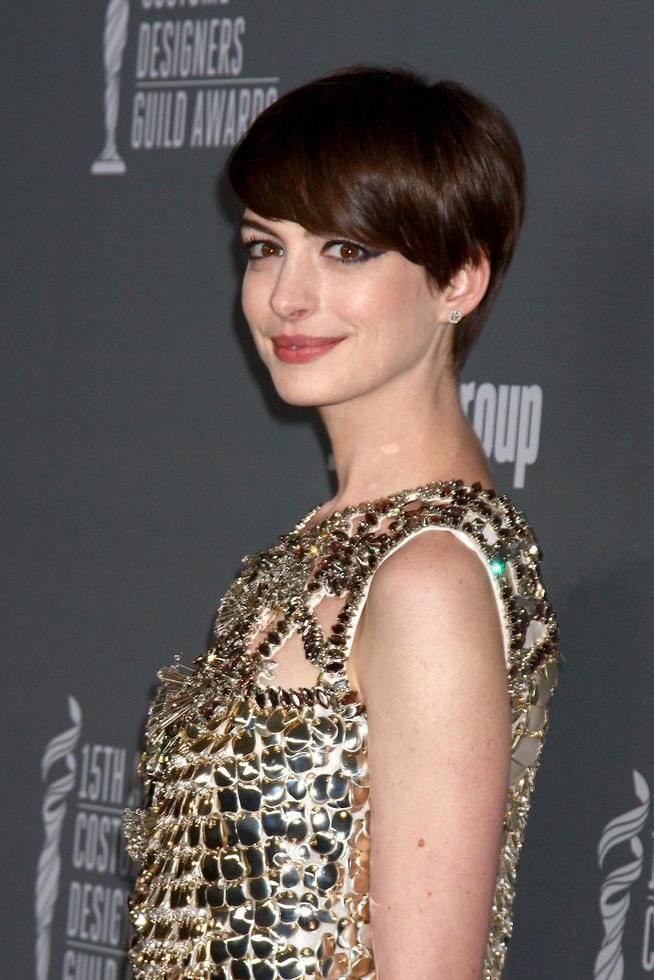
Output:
top-left (241, 236), bottom-right (379, 265)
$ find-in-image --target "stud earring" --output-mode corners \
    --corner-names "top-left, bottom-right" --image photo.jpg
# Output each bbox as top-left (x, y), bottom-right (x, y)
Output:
top-left (448, 309), bottom-right (463, 324)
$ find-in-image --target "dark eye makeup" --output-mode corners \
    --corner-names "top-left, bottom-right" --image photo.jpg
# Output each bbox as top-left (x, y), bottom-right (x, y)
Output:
top-left (240, 236), bottom-right (384, 265)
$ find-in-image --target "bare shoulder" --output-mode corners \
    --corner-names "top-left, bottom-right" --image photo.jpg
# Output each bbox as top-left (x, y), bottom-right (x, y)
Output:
top-left (367, 524), bottom-right (496, 610)
top-left (356, 527), bottom-right (507, 705)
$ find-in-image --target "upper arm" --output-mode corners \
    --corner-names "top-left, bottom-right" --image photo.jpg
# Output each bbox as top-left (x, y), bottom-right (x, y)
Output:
top-left (358, 528), bottom-right (511, 980)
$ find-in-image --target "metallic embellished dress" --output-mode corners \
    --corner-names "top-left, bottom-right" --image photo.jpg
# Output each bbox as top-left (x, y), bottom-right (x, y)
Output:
top-left (124, 480), bottom-right (561, 979)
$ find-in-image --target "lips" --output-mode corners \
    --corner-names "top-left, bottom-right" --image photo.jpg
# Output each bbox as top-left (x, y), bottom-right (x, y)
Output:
top-left (271, 333), bottom-right (346, 364)
top-left (272, 334), bottom-right (344, 348)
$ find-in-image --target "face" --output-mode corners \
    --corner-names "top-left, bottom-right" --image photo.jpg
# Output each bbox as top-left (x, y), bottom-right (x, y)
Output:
top-left (238, 208), bottom-right (451, 409)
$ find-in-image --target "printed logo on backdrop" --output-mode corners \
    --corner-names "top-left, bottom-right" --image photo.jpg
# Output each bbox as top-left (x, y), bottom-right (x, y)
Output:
top-left (91, 0), bottom-right (278, 175)
top-left (460, 381), bottom-right (542, 488)
top-left (593, 769), bottom-right (653, 978)
top-left (35, 697), bottom-right (140, 979)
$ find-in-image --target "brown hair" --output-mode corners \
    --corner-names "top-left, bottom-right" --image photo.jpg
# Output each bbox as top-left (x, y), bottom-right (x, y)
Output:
top-left (225, 64), bottom-right (526, 372)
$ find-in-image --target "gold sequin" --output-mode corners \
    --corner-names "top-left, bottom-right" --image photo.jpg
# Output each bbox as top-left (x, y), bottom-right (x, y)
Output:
top-left (125, 480), bottom-right (561, 978)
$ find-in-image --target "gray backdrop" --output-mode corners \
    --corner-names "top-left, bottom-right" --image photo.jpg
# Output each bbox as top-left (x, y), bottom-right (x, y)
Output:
top-left (4, 2), bottom-right (653, 977)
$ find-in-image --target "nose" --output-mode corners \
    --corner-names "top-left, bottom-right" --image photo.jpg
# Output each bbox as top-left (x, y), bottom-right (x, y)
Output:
top-left (269, 252), bottom-right (319, 321)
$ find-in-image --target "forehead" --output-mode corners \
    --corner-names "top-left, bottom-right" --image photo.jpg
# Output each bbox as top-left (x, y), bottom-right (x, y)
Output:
top-left (240, 210), bottom-right (327, 239)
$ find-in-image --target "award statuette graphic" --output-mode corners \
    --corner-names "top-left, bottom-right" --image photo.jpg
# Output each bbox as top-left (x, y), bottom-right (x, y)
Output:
top-left (91, 0), bottom-right (130, 175)
top-left (34, 696), bottom-right (82, 980)
top-left (593, 769), bottom-right (650, 980)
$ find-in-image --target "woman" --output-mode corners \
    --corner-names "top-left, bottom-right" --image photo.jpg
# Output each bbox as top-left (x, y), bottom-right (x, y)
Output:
top-left (124, 65), bottom-right (561, 979)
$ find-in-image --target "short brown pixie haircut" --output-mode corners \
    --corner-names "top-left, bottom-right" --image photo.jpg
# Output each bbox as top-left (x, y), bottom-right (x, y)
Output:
top-left (226, 64), bottom-right (526, 372)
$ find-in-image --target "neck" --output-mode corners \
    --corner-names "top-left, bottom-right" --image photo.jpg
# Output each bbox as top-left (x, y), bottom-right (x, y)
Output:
top-left (315, 360), bottom-right (493, 516)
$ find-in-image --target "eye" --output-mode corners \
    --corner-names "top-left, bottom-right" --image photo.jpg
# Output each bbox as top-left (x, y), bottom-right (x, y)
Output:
top-left (240, 235), bottom-right (382, 265)
top-left (323, 240), bottom-right (378, 264)
top-left (241, 237), bottom-right (282, 260)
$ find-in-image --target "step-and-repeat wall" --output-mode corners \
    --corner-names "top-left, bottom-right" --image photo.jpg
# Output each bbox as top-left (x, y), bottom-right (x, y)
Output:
top-left (4, 3), bottom-right (653, 977)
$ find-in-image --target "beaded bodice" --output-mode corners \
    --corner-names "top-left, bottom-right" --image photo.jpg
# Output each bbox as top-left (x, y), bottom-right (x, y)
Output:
top-left (124, 479), bottom-right (561, 979)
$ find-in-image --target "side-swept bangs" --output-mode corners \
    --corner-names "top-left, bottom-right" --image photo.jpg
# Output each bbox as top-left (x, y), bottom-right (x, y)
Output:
top-left (225, 65), bottom-right (525, 370)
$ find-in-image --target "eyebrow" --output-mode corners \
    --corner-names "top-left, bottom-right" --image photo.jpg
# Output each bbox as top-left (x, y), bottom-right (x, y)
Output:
top-left (239, 216), bottom-right (312, 238)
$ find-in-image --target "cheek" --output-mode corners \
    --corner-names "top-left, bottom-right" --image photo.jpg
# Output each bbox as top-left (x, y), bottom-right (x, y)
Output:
top-left (240, 276), bottom-right (270, 359)
top-left (240, 271), bottom-right (259, 324)
top-left (337, 273), bottom-right (423, 349)
top-left (332, 281), bottom-right (389, 341)
top-left (351, 265), bottom-right (424, 322)
top-left (352, 275), bottom-right (437, 379)
top-left (241, 263), bottom-right (276, 313)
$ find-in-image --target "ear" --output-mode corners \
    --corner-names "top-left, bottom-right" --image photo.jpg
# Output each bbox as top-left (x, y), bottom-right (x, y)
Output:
top-left (437, 253), bottom-right (491, 322)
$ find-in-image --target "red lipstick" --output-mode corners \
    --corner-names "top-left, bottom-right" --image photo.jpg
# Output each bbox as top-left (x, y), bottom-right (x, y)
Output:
top-left (272, 334), bottom-right (346, 364)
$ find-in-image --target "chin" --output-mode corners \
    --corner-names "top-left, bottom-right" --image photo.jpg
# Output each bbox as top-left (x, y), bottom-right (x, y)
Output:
top-left (270, 374), bottom-right (353, 409)
top-left (273, 385), bottom-right (331, 409)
